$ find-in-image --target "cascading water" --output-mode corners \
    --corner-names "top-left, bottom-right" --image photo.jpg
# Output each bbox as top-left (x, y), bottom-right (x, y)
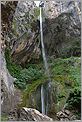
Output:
top-left (41, 84), bottom-right (45, 114)
top-left (39, 6), bottom-right (50, 80)
top-left (39, 1), bottom-right (51, 115)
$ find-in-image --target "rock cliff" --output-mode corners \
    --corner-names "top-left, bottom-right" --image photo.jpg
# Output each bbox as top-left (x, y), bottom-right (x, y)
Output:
top-left (8, 0), bottom-right (81, 65)
top-left (1, 1), bottom-right (81, 121)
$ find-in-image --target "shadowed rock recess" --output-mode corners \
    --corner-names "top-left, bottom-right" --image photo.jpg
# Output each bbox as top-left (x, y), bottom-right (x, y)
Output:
top-left (1, 0), bottom-right (81, 121)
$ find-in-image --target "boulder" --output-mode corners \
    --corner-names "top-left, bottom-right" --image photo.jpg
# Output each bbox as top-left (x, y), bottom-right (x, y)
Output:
top-left (56, 109), bottom-right (77, 121)
top-left (8, 107), bottom-right (53, 121)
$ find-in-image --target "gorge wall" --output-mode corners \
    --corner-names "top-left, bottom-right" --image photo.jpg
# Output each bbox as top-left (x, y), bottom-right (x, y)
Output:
top-left (9, 0), bottom-right (81, 65)
top-left (1, 0), bottom-right (81, 121)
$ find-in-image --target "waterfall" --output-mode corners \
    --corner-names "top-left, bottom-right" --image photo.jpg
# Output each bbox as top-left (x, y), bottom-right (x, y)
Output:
top-left (39, 4), bottom-right (51, 115)
top-left (41, 85), bottom-right (45, 114)
top-left (40, 7), bottom-right (50, 80)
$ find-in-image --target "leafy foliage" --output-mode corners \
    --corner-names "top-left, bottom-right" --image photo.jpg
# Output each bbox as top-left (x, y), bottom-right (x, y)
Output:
top-left (5, 48), bottom-right (81, 112)
top-left (5, 49), bottom-right (80, 90)
top-left (21, 78), bottom-right (46, 107)
top-left (5, 48), bottom-right (22, 78)
top-left (5, 48), bottom-right (81, 117)
top-left (49, 57), bottom-right (80, 88)
top-left (5, 48), bottom-right (43, 89)
top-left (66, 86), bottom-right (81, 112)
top-left (14, 66), bottom-right (43, 89)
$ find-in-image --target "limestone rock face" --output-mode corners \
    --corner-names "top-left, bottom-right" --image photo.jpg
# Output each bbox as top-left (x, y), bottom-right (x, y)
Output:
top-left (2, 1), bottom-right (80, 62)
top-left (1, 38), bottom-right (15, 114)
top-left (44, 1), bottom-right (81, 21)
top-left (1, 1), bottom-right (81, 65)
top-left (43, 12), bottom-right (81, 57)
top-left (9, 0), bottom-right (81, 65)
top-left (11, 31), bottom-right (40, 65)
top-left (1, 1), bottom-right (18, 37)
top-left (43, 1), bottom-right (81, 57)
top-left (9, 1), bottom-right (40, 65)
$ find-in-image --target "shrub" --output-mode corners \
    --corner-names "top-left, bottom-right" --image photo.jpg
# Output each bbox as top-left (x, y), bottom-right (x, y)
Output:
top-left (14, 67), bottom-right (43, 89)
top-left (66, 86), bottom-right (81, 112)
top-left (5, 48), bottom-right (22, 78)
top-left (5, 48), bottom-right (44, 89)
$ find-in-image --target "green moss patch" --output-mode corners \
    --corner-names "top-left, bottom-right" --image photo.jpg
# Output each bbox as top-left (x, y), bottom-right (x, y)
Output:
top-left (20, 78), bottom-right (47, 107)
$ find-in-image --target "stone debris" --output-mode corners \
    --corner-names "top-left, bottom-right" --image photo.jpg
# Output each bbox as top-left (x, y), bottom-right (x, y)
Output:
top-left (56, 109), bottom-right (77, 121)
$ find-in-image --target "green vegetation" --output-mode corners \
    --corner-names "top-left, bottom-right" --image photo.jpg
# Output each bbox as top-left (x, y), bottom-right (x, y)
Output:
top-left (66, 86), bottom-right (81, 111)
top-left (5, 48), bottom-right (22, 78)
top-left (34, 7), bottom-right (40, 18)
top-left (1, 115), bottom-right (8, 121)
top-left (12, 19), bottom-right (19, 37)
top-left (65, 85), bottom-right (81, 119)
top-left (5, 48), bottom-right (81, 89)
top-left (49, 57), bottom-right (81, 112)
top-left (5, 48), bottom-right (44, 89)
top-left (22, 57), bottom-right (80, 108)
top-left (50, 57), bottom-right (80, 85)
top-left (14, 66), bottom-right (43, 89)
top-left (5, 48), bottom-right (81, 111)
top-left (21, 78), bottom-right (47, 107)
